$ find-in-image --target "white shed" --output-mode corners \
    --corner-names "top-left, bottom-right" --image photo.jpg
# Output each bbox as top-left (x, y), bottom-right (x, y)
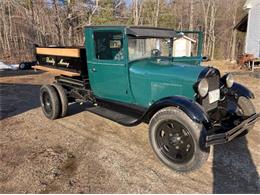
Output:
top-left (172, 36), bottom-right (196, 57)
top-left (235, 0), bottom-right (260, 58)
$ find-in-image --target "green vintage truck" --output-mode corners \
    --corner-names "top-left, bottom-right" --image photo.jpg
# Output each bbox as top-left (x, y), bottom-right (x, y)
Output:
top-left (34, 26), bottom-right (259, 172)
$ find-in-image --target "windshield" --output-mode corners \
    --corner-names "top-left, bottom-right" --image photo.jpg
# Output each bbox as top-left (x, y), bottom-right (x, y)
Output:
top-left (128, 38), bottom-right (172, 61)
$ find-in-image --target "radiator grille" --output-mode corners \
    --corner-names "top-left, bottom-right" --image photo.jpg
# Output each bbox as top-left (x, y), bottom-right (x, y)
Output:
top-left (201, 75), bottom-right (220, 111)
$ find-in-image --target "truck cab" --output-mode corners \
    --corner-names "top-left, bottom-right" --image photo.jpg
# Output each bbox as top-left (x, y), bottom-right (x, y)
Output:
top-left (35, 26), bottom-right (259, 173)
top-left (85, 26), bottom-right (204, 106)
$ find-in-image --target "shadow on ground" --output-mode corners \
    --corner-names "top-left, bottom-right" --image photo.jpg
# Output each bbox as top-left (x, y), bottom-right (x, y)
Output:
top-left (0, 83), bottom-right (41, 120)
top-left (213, 136), bottom-right (260, 193)
top-left (0, 70), bottom-right (44, 78)
top-left (67, 102), bottom-right (92, 117)
top-left (0, 83), bottom-right (88, 120)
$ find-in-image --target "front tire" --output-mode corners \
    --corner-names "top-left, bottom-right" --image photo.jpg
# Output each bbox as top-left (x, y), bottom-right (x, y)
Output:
top-left (237, 96), bottom-right (256, 136)
top-left (40, 85), bottom-right (60, 120)
top-left (149, 107), bottom-right (209, 173)
top-left (237, 96), bottom-right (256, 117)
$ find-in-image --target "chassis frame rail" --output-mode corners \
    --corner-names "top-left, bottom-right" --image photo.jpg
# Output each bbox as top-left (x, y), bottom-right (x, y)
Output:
top-left (206, 113), bottom-right (260, 146)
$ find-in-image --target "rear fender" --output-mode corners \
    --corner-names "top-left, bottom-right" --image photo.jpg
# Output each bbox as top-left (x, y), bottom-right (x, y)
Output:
top-left (143, 96), bottom-right (210, 126)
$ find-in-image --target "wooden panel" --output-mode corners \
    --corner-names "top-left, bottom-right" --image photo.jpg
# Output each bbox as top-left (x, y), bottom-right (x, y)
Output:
top-left (32, 65), bottom-right (80, 77)
top-left (36, 48), bottom-right (81, 58)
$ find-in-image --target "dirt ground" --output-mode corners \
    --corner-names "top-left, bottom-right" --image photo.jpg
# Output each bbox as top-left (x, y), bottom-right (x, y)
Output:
top-left (0, 64), bottom-right (260, 193)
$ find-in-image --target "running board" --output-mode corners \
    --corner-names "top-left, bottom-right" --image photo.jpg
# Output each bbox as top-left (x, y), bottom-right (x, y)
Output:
top-left (86, 106), bottom-right (142, 126)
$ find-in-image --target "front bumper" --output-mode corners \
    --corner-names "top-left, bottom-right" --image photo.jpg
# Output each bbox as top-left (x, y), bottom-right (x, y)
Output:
top-left (206, 113), bottom-right (260, 146)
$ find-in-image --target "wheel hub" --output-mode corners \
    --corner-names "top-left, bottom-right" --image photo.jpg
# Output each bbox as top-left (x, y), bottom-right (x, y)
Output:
top-left (169, 134), bottom-right (181, 146)
top-left (156, 120), bottom-right (195, 164)
top-left (42, 92), bottom-right (52, 114)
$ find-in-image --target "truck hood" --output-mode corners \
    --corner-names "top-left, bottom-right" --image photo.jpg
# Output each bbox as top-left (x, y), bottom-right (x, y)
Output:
top-left (129, 58), bottom-right (207, 106)
top-left (129, 58), bottom-right (205, 83)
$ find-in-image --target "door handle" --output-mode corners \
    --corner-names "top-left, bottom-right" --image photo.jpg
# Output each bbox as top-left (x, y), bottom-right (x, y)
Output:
top-left (92, 67), bottom-right (96, 72)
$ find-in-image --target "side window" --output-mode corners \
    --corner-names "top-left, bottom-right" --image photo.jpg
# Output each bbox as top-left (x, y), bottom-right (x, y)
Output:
top-left (94, 31), bottom-right (124, 61)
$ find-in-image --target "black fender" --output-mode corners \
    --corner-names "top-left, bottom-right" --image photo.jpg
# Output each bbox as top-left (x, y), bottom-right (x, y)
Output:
top-left (230, 82), bottom-right (255, 99)
top-left (143, 96), bottom-right (210, 126)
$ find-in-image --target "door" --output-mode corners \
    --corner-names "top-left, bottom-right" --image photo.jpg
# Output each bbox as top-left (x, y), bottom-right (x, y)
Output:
top-left (86, 29), bottom-right (131, 102)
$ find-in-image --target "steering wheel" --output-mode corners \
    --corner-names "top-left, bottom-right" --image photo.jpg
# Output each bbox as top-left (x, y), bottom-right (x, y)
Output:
top-left (151, 49), bottom-right (161, 57)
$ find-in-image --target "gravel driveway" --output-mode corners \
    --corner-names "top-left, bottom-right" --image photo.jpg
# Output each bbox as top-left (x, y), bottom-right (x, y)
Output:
top-left (0, 70), bottom-right (259, 193)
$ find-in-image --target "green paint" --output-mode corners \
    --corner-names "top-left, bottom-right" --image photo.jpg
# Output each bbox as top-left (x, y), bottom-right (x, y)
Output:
top-left (84, 26), bottom-right (206, 108)
top-left (129, 59), bottom-right (205, 106)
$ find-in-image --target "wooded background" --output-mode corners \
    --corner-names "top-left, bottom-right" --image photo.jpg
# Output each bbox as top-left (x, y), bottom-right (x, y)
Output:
top-left (0, 0), bottom-right (246, 63)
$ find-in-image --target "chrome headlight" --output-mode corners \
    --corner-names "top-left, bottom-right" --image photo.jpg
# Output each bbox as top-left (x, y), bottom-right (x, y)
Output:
top-left (198, 78), bottom-right (209, 97)
top-left (226, 73), bottom-right (234, 88)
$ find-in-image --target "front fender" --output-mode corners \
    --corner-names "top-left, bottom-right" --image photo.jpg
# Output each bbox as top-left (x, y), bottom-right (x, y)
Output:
top-left (230, 82), bottom-right (255, 99)
top-left (143, 96), bottom-right (210, 125)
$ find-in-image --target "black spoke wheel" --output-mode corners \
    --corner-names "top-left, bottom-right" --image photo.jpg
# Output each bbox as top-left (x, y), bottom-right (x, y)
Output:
top-left (156, 120), bottom-right (195, 164)
top-left (149, 107), bottom-right (209, 173)
top-left (40, 85), bottom-right (60, 120)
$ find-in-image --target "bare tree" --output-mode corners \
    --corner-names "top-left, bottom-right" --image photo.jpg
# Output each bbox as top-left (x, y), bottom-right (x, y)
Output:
top-left (230, 0), bottom-right (239, 62)
top-left (200, 0), bottom-right (211, 55)
top-left (0, 0), bottom-right (247, 63)
top-left (133, 0), bottom-right (143, 25)
top-left (154, 0), bottom-right (160, 27)
top-left (189, 0), bottom-right (194, 30)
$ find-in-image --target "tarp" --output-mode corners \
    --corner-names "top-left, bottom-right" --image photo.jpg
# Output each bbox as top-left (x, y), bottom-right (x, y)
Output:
top-left (0, 61), bottom-right (19, 71)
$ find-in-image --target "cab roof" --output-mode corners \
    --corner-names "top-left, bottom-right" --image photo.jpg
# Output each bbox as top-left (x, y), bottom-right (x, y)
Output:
top-left (85, 25), bottom-right (176, 38)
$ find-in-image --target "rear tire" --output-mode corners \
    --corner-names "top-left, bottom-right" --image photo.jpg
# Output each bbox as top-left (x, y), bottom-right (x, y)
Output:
top-left (52, 83), bottom-right (68, 118)
top-left (149, 107), bottom-right (209, 173)
top-left (40, 85), bottom-right (60, 120)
